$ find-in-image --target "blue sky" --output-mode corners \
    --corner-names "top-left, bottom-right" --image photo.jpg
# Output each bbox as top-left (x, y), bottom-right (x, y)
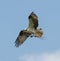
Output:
top-left (0, 0), bottom-right (60, 61)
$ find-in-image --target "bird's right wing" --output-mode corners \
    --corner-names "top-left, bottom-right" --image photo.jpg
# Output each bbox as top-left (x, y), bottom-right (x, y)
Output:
top-left (28, 12), bottom-right (38, 29)
top-left (15, 30), bottom-right (31, 47)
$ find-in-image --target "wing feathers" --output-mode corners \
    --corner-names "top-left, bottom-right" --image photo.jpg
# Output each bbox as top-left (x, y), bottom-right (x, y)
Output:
top-left (15, 30), bottom-right (31, 47)
top-left (28, 12), bottom-right (38, 29)
top-left (32, 18), bottom-right (38, 29)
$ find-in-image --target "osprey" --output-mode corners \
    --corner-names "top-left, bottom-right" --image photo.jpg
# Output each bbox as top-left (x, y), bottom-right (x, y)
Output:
top-left (15, 12), bottom-right (43, 47)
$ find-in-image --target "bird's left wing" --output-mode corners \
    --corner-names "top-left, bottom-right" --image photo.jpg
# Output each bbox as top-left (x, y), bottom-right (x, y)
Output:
top-left (15, 30), bottom-right (31, 47)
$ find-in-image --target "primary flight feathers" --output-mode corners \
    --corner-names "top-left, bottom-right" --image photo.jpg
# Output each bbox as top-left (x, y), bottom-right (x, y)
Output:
top-left (15, 12), bottom-right (43, 47)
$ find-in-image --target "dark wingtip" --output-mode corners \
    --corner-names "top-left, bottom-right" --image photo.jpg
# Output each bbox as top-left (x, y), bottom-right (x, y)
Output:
top-left (28, 12), bottom-right (38, 19)
top-left (15, 40), bottom-right (20, 47)
top-left (28, 12), bottom-right (34, 19)
top-left (31, 12), bottom-right (34, 14)
top-left (15, 37), bottom-right (21, 47)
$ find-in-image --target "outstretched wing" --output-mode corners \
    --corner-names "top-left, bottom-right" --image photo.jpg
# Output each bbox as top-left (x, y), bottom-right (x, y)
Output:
top-left (15, 30), bottom-right (31, 47)
top-left (28, 12), bottom-right (38, 29)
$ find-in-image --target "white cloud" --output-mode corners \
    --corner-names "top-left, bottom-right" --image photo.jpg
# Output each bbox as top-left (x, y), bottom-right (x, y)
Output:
top-left (19, 50), bottom-right (60, 61)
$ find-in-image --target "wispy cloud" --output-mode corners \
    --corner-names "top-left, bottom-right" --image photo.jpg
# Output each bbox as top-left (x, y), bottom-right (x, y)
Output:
top-left (19, 50), bottom-right (60, 61)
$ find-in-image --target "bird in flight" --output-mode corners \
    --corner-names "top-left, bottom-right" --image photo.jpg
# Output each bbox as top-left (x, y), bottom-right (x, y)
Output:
top-left (15, 12), bottom-right (43, 47)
